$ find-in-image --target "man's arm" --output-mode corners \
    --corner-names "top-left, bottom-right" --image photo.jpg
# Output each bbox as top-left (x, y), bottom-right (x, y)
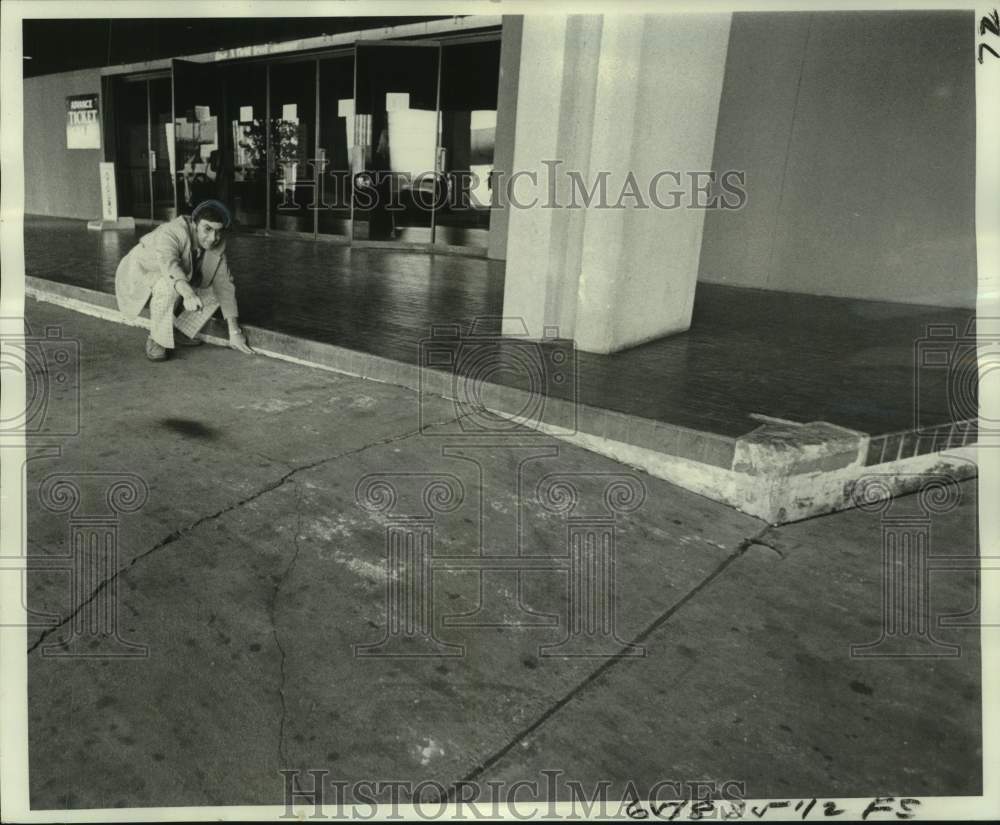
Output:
top-left (211, 254), bottom-right (239, 320)
top-left (150, 221), bottom-right (191, 284)
top-left (211, 255), bottom-right (254, 354)
top-left (147, 221), bottom-right (206, 310)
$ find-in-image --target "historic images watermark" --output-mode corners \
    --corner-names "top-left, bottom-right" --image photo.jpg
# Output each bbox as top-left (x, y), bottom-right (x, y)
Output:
top-left (279, 769), bottom-right (923, 821)
top-left (1, 320), bottom-right (148, 655)
top-left (279, 770), bottom-right (747, 820)
top-left (348, 318), bottom-right (647, 658)
top-left (352, 467), bottom-right (646, 659)
top-left (844, 315), bottom-right (994, 657)
top-left (912, 316), bottom-right (997, 450)
top-left (2, 319), bottom-right (78, 633)
top-left (848, 471), bottom-right (995, 659)
top-left (29, 472), bottom-right (150, 657)
top-left (417, 317), bottom-right (577, 437)
top-left (0, 320), bottom-right (81, 442)
top-left (273, 161), bottom-right (748, 213)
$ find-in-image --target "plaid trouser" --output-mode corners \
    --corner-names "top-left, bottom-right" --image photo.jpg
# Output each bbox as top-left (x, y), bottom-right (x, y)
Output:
top-left (148, 277), bottom-right (221, 349)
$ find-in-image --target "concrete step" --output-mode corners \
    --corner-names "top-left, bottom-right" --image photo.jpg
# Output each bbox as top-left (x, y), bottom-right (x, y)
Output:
top-left (26, 275), bottom-right (979, 524)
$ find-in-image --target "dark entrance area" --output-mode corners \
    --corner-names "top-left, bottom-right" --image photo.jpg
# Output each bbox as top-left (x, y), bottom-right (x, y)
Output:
top-left (100, 28), bottom-right (502, 254)
top-left (106, 74), bottom-right (174, 222)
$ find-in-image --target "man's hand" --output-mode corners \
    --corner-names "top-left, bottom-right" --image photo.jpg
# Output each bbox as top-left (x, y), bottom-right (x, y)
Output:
top-left (226, 317), bottom-right (254, 354)
top-left (175, 280), bottom-right (203, 312)
top-left (229, 328), bottom-right (255, 355)
top-left (183, 294), bottom-right (204, 313)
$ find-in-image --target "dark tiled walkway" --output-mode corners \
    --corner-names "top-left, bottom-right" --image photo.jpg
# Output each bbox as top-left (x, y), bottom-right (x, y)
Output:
top-left (25, 215), bottom-right (973, 437)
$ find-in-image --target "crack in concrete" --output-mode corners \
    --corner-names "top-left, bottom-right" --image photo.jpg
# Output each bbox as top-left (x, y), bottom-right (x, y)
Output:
top-left (444, 525), bottom-right (775, 799)
top-left (272, 481), bottom-right (305, 771)
top-left (251, 449), bottom-right (293, 468)
top-left (746, 536), bottom-right (786, 558)
top-left (26, 413), bottom-right (465, 655)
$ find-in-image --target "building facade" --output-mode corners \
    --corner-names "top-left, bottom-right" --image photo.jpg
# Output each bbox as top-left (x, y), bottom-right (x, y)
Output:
top-left (23, 12), bottom-right (977, 353)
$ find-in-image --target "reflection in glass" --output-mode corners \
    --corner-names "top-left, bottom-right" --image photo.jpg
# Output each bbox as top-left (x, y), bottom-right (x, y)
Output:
top-left (172, 60), bottom-right (223, 215)
top-left (149, 77), bottom-right (175, 221)
top-left (114, 78), bottom-right (151, 220)
top-left (435, 40), bottom-right (501, 251)
top-left (112, 34), bottom-right (503, 251)
top-left (269, 60), bottom-right (317, 234)
top-left (225, 63), bottom-right (267, 230)
top-left (318, 56), bottom-right (355, 238)
top-left (353, 44), bottom-right (440, 244)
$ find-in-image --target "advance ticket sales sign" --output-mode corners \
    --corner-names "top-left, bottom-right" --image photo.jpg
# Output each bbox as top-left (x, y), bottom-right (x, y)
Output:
top-left (66, 93), bottom-right (99, 149)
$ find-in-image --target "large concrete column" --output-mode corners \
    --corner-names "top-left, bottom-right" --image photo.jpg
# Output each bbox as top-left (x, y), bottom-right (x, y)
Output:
top-left (487, 16), bottom-right (522, 262)
top-left (500, 15), bottom-right (596, 339)
top-left (501, 14), bottom-right (732, 353)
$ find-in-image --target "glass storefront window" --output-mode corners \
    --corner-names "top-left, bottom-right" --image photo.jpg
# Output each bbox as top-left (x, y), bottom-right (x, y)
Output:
top-left (149, 77), bottom-right (174, 222)
top-left (109, 28), bottom-right (501, 254)
top-left (225, 62), bottom-right (267, 230)
top-left (114, 78), bottom-right (151, 220)
top-left (269, 60), bottom-right (317, 235)
top-left (172, 60), bottom-right (224, 215)
top-left (435, 39), bottom-right (501, 252)
top-left (353, 43), bottom-right (440, 244)
top-left (317, 55), bottom-right (355, 238)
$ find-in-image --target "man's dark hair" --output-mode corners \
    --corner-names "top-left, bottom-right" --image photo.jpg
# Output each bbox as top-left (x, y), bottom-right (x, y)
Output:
top-left (191, 199), bottom-right (231, 227)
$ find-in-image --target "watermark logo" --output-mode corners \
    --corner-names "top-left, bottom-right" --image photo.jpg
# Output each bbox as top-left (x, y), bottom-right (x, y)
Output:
top-left (913, 316), bottom-right (997, 448)
top-left (353, 466), bottom-right (647, 659)
top-left (25, 473), bottom-right (149, 657)
top-left (417, 318), bottom-right (578, 437)
top-left (352, 472), bottom-right (467, 658)
top-left (1, 320), bottom-right (84, 636)
top-left (849, 471), bottom-right (995, 658)
top-left (279, 770), bottom-right (747, 820)
top-left (0, 322), bottom-right (81, 441)
top-left (272, 161), bottom-right (749, 213)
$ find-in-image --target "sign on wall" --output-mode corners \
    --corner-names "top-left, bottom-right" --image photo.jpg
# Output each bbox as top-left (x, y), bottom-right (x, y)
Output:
top-left (66, 94), bottom-right (100, 149)
top-left (99, 162), bottom-right (118, 222)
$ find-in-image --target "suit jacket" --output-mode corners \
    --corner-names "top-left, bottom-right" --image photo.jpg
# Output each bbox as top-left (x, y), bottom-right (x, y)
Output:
top-left (115, 216), bottom-right (239, 320)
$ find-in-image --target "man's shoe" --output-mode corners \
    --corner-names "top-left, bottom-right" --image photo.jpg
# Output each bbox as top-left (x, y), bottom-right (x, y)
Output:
top-left (176, 332), bottom-right (203, 347)
top-left (145, 337), bottom-right (169, 361)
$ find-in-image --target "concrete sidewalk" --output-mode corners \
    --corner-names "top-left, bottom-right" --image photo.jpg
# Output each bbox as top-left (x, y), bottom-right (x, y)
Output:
top-left (23, 300), bottom-right (982, 809)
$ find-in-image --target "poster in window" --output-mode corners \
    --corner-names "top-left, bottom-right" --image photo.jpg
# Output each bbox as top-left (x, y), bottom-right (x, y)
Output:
top-left (66, 94), bottom-right (100, 149)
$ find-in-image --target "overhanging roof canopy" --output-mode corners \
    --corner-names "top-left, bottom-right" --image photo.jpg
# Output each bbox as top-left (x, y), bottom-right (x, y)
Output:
top-left (23, 17), bottom-right (453, 77)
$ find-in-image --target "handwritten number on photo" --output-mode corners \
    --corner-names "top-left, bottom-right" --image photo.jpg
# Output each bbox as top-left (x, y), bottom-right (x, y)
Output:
top-left (979, 9), bottom-right (999, 62)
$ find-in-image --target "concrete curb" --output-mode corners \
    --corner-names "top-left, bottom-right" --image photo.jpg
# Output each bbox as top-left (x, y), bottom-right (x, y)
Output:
top-left (26, 276), bottom-right (979, 524)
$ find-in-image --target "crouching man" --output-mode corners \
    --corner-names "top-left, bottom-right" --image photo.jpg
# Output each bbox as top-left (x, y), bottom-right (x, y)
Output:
top-left (115, 199), bottom-right (254, 361)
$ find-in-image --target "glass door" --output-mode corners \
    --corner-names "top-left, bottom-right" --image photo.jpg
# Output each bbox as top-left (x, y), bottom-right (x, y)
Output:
top-left (435, 39), bottom-right (501, 252)
top-left (224, 62), bottom-right (267, 230)
top-left (113, 77), bottom-right (151, 220)
top-left (317, 55), bottom-right (355, 239)
top-left (149, 77), bottom-right (175, 221)
top-left (171, 59), bottom-right (224, 216)
top-left (268, 60), bottom-right (317, 235)
top-left (352, 41), bottom-right (442, 245)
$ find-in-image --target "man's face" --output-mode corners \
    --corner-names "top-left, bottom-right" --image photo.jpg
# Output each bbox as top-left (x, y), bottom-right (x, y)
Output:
top-left (195, 218), bottom-right (224, 251)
